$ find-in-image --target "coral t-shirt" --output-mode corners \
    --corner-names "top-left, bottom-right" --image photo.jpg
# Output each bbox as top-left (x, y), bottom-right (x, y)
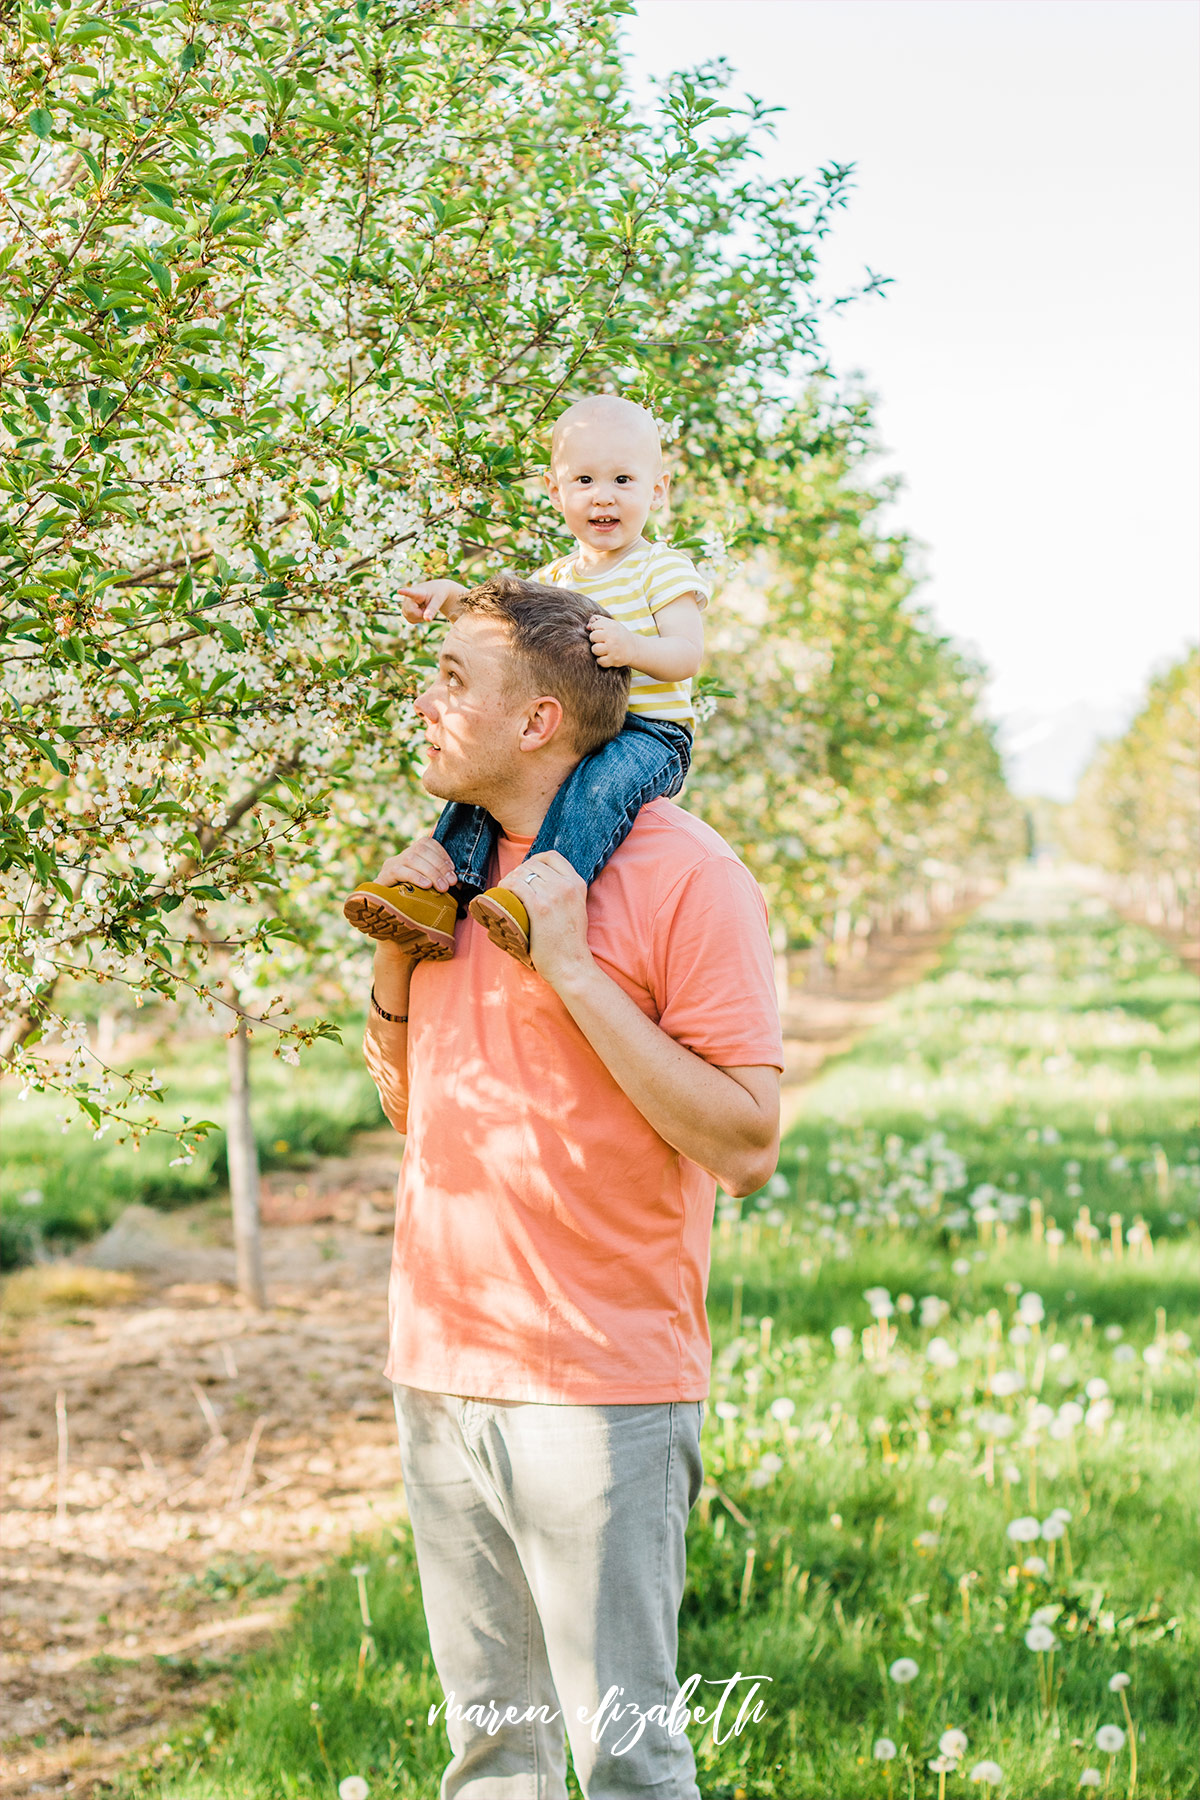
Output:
top-left (363, 799), bottom-right (784, 1403)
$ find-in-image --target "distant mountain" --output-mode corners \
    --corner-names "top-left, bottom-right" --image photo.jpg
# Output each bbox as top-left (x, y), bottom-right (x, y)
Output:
top-left (997, 700), bottom-right (1137, 802)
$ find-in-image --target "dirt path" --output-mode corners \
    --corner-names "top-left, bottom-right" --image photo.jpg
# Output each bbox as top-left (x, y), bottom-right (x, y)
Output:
top-left (0, 903), bottom-right (976, 1798)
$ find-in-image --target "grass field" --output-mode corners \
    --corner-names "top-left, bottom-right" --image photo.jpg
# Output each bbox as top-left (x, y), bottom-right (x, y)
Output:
top-left (82, 874), bottom-right (1200, 1797)
top-left (0, 1017), bottom-right (385, 1269)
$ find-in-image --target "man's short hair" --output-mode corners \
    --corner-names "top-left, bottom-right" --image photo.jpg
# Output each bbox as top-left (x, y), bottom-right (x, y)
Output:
top-left (456, 576), bottom-right (630, 758)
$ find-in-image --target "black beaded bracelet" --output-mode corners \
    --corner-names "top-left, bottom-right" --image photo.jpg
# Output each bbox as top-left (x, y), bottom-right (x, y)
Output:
top-left (370, 988), bottom-right (408, 1024)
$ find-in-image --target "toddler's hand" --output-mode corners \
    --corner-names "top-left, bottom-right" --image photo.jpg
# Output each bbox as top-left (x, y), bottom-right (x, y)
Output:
top-left (374, 836), bottom-right (457, 892)
top-left (398, 580), bottom-right (466, 623)
top-left (587, 615), bottom-right (640, 669)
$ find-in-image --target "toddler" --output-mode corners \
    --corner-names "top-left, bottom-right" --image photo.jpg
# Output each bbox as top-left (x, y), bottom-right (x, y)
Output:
top-left (343, 394), bottom-right (708, 965)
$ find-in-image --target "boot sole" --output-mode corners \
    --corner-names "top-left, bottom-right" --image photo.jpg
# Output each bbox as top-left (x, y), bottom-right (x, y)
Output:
top-left (467, 894), bottom-right (535, 969)
top-left (343, 893), bottom-right (455, 958)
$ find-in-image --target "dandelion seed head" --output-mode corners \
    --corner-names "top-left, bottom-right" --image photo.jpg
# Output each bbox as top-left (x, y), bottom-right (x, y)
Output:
top-left (1006, 1516), bottom-right (1041, 1543)
top-left (873, 1738), bottom-right (898, 1761)
top-left (939, 1729), bottom-right (969, 1758)
top-left (338, 1780), bottom-right (370, 1800)
top-left (1095, 1725), bottom-right (1126, 1753)
top-left (1108, 1672), bottom-right (1131, 1691)
top-left (1078, 1770), bottom-right (1102, 1787)
top-left (1024, 1624), bottom-right (1057, 1651)
top-left (970, 1762), bottom-right (1004, 1785)
top-left (889, 1657), bottom-right (920, 1684)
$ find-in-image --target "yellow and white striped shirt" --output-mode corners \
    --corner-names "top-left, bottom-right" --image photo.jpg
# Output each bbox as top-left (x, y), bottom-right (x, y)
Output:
top-left (535, 539), bottom-right (708, 728)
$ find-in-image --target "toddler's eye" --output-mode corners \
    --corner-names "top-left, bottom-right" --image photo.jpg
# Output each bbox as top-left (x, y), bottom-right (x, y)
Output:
top-left (615, 474), bottom-right (632, 484)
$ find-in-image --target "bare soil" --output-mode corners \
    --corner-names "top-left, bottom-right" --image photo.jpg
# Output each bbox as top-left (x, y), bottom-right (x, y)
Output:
top-left (0, 909), bottom-right (969, 1798)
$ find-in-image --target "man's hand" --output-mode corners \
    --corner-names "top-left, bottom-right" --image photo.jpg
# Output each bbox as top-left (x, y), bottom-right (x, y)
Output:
top-left (375, 835), bottom-right (458, 892)
top-left (398, 580), bottom-right (468, 623)
top-left (587, 614), bottom-right (642, 669)
top-left (509, 851), bottom-right (596, 989)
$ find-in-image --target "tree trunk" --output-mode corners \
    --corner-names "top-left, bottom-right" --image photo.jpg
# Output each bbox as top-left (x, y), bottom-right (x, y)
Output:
top-left (227, 1018), bottom-right (266, 1308)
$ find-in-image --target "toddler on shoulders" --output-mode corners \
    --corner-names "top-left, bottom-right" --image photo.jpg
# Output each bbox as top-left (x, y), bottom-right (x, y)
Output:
top-left (344, 394), bottom-right (709, 966)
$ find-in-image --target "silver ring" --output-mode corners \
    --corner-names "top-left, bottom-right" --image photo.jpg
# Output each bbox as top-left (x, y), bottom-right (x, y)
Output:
top-left (525, 870), bottom-right (541, 883)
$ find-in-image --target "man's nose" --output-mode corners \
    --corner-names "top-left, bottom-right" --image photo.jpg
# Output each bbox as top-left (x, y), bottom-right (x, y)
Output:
top-left (414, 686), bottom-right (436, 721)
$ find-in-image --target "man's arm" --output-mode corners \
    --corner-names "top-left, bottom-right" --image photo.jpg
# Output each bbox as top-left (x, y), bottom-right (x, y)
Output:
top-left (513, 852), bottom-right (781, 1198)
top-left (362, 942), bottom-right (415, 1134)
top-left (358, 836), bottom-right (460, 1130)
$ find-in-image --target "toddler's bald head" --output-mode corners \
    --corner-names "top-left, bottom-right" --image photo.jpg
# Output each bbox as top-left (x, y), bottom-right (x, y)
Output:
top-left (550, 395), bottom-right (663, 475)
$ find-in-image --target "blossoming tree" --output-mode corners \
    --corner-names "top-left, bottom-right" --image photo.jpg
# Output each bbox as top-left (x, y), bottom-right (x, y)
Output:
top-left (1066, 648), bottom-right (1199, 939)
top-left (0, 0), bottom-right (859, 1123)
top-left (1, 0), bottom-right (1015, 1295)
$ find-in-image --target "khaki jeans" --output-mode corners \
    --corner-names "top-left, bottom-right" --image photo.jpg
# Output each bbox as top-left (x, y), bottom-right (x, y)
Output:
top-left (392, 1386), bottom-right (705, 1800)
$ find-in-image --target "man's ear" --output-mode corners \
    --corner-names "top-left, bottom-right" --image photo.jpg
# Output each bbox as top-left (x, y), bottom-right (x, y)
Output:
top-left (518, 694), bottom-right (565, 752)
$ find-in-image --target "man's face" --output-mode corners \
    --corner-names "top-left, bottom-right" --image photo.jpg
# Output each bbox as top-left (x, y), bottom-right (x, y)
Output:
top-left (413, 616), bottom-right (530, 809)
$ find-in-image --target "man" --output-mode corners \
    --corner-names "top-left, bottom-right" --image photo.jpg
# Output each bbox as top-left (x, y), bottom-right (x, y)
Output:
top-left (362, 577), bottom-right (783, 1799)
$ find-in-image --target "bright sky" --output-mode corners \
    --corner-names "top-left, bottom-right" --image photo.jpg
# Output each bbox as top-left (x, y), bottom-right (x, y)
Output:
top-left (623, 0), bottom-right (1199, 726)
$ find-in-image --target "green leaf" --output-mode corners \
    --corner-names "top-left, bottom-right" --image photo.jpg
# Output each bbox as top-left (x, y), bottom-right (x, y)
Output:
top-left (141, 202), bottom-right (192, 232)
top-left (28, 109), bottom-right (53, 139)
top-left (41, 482), bottom-right (86, 509)
top-left (210, 205), bottom-right (252, 234)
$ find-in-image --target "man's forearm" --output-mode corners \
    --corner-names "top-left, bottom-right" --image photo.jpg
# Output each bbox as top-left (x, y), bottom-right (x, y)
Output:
top-left (362, 945), bottom-right (415, 1134)
top-left (552, 962), bottom-right (779, 1198)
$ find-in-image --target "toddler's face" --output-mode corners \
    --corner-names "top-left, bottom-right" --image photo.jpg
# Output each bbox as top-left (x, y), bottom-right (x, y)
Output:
top-left (546, 417), bottom-right (668, 557)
